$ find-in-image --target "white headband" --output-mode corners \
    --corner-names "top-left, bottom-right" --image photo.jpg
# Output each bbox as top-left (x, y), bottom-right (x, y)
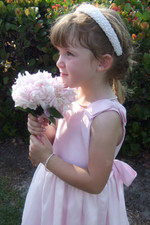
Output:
top-left (76, 4), bottom-right (123, 56)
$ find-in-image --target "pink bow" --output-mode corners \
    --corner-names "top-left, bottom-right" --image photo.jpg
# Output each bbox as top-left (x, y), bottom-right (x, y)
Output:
top-left (113, 159), bottom-right (137, 187)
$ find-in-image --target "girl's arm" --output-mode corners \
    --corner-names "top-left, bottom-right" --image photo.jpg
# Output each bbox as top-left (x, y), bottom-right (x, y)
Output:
top-left (29, 111), bottom-right (122, 194)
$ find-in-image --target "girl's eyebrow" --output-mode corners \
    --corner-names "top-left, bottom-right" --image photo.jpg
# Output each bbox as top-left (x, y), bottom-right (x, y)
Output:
top-left (66, 45), bottom-right (80, 52)
top-left (56, 46), bottom-right (79, 55)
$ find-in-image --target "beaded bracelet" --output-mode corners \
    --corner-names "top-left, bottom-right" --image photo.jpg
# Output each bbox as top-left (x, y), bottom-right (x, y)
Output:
top-left (45, 153), bottom-right (55, 172)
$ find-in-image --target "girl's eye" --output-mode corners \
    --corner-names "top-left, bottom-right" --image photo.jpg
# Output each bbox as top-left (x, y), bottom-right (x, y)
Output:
top-left (66, 51), bottom-right (74, 56)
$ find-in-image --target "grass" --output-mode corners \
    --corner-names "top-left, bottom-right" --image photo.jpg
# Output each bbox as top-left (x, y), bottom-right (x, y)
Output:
top-left (0, 176), bottom-right (25, 225)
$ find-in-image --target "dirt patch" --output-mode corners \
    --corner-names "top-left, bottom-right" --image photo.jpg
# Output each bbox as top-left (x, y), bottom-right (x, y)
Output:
top-left (0, 138), bottom-right (34, 190)
top-left (0, 138), bottom-right (150, 224)
top-left (122, 157), bottom-right (150, 225)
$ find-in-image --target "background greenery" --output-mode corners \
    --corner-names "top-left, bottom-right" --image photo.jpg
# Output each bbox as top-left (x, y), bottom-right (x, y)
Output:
top-left (0, 0), bottom-right (150, 156)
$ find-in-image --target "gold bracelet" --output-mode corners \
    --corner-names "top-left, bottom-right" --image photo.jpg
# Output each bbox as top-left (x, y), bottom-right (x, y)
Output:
top-left (45, 153), bottom-right (55, 172)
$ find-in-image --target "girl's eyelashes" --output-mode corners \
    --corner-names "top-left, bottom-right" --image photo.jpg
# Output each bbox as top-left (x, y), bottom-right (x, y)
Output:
top-left (56, 47), bottom-right (74, 57)
top-left (66, 51), bottom-right (74, 56)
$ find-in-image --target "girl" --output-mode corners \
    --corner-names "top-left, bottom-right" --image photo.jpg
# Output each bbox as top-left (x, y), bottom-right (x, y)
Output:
top-left (22, 4), bottom-right (137, 225)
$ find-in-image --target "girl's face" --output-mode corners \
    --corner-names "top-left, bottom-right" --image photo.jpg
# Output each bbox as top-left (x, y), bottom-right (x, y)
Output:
top-left (56, 44), bottom-right (100, 88)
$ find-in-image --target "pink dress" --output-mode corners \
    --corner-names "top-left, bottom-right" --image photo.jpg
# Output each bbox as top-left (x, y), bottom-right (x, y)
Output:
top-left (21, 99), bottom-right (137, 225)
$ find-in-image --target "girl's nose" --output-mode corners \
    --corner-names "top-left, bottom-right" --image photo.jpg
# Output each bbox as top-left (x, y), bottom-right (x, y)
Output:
top-left (56, 55), bottom-right (65, 69)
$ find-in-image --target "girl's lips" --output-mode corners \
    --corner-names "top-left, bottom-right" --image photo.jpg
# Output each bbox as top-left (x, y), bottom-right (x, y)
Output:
top-left (60, 72), bottom-right (68, 77)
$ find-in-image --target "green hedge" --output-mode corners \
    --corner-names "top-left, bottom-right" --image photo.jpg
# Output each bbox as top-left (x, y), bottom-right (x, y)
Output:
top-left (0, 0), bottom-right (78, 139)
top-left (0, 0), bottom-right (150, 156)
top-left (111, 0), bottom-right (150, 155)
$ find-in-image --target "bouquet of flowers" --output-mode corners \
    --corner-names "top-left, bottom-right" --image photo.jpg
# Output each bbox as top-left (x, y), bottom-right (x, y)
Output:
top-left (11, 71), bottom-right (76, 124)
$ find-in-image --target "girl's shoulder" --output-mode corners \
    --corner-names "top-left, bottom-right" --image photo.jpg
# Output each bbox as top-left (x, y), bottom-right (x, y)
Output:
top-left (84, 99), bottom-right (126, 125)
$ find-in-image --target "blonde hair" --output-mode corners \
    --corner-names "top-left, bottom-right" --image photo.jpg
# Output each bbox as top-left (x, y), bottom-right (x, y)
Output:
top-left (50, 7), bottom-right (132, 104)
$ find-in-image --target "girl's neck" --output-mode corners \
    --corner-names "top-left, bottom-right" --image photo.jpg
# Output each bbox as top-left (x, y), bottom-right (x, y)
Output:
top-left (77, 84), bottom-right (116, 107)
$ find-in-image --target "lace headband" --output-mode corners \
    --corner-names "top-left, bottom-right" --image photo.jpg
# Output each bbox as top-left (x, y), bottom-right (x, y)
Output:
top-left (76, 4), bottom-right (123, 56)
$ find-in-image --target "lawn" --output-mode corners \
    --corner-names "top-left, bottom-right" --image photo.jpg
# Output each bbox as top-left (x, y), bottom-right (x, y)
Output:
top-left (0, 176), bottom-right (25, 225)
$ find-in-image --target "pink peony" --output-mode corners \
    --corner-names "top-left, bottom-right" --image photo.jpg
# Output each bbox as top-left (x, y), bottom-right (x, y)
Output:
top-left (12, 71), bottom-right (76, 123)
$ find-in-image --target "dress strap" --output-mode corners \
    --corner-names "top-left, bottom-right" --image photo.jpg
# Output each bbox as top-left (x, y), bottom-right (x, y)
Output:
top-left (85, 99), bottom-right (126, 125)
top-left (109, 96), bottom-right (118, 100)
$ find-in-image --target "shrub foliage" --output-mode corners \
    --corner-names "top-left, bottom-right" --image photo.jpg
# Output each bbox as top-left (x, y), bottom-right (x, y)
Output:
top-left (111, 0), bottom-right (150, 155)
top-left (0, 0), bottom-right (149, 155)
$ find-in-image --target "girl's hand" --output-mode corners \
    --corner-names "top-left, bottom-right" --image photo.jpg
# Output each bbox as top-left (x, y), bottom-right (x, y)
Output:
top-left (27, 113), bottom-right (49, 136)
top-left (29, 135), bottom-right (53, 166)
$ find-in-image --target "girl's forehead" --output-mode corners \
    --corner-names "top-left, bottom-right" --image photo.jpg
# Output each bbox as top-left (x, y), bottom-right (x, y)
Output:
top-left (65, 32), bottom-right (80, 46)
top-left (56, 44), bottom-right (84, 52)
top-left (56, 34), bottom-right (81, 49)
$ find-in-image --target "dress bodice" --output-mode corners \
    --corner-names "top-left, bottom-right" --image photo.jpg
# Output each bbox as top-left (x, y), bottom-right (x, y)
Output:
top-left (53, 99), bottom-right (126, 167)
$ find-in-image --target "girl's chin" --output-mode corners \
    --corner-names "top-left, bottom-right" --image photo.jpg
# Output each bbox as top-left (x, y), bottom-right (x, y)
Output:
top-left (63, 83), bottom-right (69, 88)
top-left (64, 83), bottom-right (75, 88)
top-left (60, 77), bottom-right (77, 88)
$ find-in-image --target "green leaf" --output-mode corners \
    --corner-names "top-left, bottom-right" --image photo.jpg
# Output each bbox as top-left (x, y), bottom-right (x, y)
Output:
top-left (15, 107), bottom-right (36, 116)
top-left (143, 11), bottom-right (150, 21)
top-left (135, 12), bottom-right (143, 19)
top-left (131, 0), bottom-right (138, 5)
top-left (132, 121), bottom-right (140, 133)
top-left (143, 53), bottom-right (150, 71)
top-left (37, 19), bottom-right (43, 24)
top-left (131, 143), bottom-right (140, 151)
top-left (48, 107), bottom-right (63, 118)
top-left (39, 30), bottom-right (47, 37)
top-left (0, 49), bottom-right (6, 59)
top-left (3, 76), bottom-right (8, 85)
top-left (28, 58), bottom-right (36, 67)
top-left (143, 137), bottom-right (150, 144)
top-left (24, 39), bottom-right (30, 47)
top-left (0, 19), bottom-right (2, 26)
top-left (0, 1), bottom-right (4, 7)
top-left (18, 25), bottom-right (26, 33)
top-left (0, 112), bottom-right (5, 119)
top-left (15, 106), bottom-right (27, 112)
top-left (124, 3), bottom-right (131, 12)
top-left (49, 116), bottom-right (56, 125)
top-left (129, 143), bottom-right (140, 156)
top-left (52, 53), bottom-right (59, 62)
top-left (41, 47), bottom-right (48, 53)
top-left (5, 22), bottom-right (17, 31)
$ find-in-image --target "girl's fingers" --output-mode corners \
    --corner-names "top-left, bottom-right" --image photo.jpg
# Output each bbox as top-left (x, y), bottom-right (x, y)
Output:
top-left (28, 114), bottom-right (45, 135)
top-left (28, 118), bottom-right (42, 129)
top-left (41, 135), bottom-right (50, 145)
top-left (37, 114), bottom-right (49, 126)
top-left (29, 135), bottom-right (49, 156)
top-left (29, 135), bottom-right (53, 165)
top-left (27, 114), bottom-right (49, 136)
top-left (28, 113), bottom-right (49, 127)
top-left (30, 135), bottom-right (42, 149)
top-left (28, 122), bottom-right (43, 134)
top-left (28, 116), bottom-right (40, 129)
top-left (28, 125), bottom-right (44, 136)
top-left (30, 134), bottom-right (51, 150)
top-left (28, 113), bottom-right (37, 121)
top-left (30, 134), bottom-right (39, 143)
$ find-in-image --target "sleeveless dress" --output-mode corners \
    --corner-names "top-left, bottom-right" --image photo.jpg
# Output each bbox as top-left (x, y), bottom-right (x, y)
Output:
top-left (21, 99), bottom-right (137, 225)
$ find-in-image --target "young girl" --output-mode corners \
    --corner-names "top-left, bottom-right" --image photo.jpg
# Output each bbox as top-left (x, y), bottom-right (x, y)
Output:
top-left (22, 4), bottom-right (137, 225)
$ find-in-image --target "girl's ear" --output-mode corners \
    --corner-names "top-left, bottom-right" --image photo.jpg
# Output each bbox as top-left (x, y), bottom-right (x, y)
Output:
top-left (97, 54), bottom-right (113, 72)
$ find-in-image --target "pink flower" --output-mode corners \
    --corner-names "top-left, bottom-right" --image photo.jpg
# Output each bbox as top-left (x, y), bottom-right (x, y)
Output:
top-left (12, 71), bottom-right (76, 122)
